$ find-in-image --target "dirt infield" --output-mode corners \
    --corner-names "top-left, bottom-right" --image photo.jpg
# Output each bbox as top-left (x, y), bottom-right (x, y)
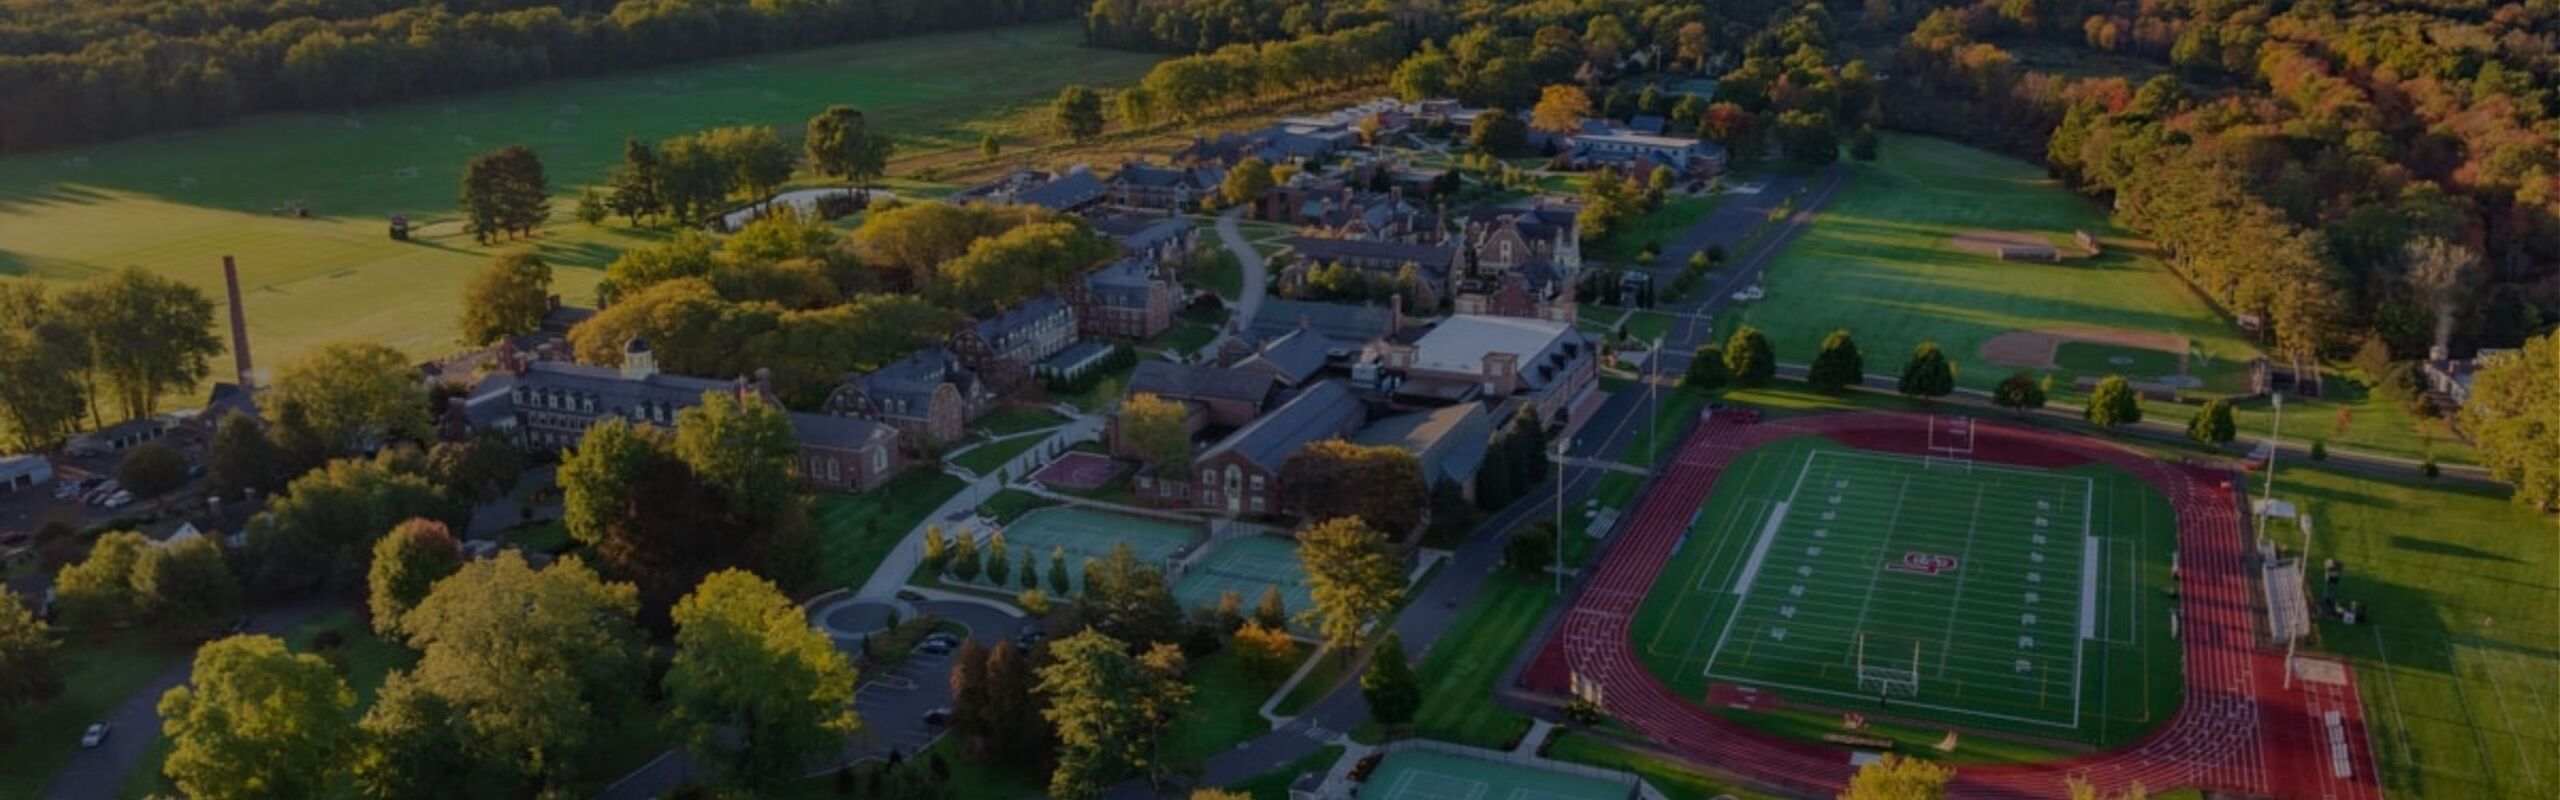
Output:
top-left (1981, 327), bottom-right (2188, 371)
top-left (1948, 229), bottom-right (2094, 261)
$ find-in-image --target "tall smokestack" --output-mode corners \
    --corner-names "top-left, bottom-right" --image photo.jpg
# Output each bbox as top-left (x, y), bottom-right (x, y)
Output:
top-left (222, 256), bottom-right (254, 394)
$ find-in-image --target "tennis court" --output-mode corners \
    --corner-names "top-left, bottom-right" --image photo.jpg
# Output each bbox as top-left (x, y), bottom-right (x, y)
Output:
top-left (1174, 535), bottom-right (1314, 626)
top-left (1358, 751), bottom-right (1634, 800)
top-left (997, 507), bottom-right (1199, 593)
top-left (1629, 432), bottom-right (2181, 743)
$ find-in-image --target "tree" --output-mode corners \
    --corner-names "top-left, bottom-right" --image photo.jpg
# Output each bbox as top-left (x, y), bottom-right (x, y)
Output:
top-left (1391, 49), bottom-right (1454, 100)
top-left (1119, 393), bottom-right (1198, 480)
top-left (370, 553), bottom-right (645, 792)
top-left (0, 592), bottom-right (63, 721)
top-left (54, 531), bottom-right (149, 630)
top-left (56, 268), bottom-right (221, 420)
top-left (1776, 110), bottom-right (1839, 166)
top-left (132, 536), bottom-right (240, 638)
top-left (986, 532), bottom-right (1014, 586)
top-left (368, 519), bottom-right (462, 638)
top-left (606, 138), bottom-right (665, 224)
top-left (1233, 621), bottom-right (1298, 686)
top-left (1839, 753), bottom-right (1953, 800)
top-left (951, 534), bottom-right (983, 582)
top-left (459, 251), bottom-right (553, 346)
top-left (1723, 325), bottom-right (1777, 387)
top-left (1221, 157), bottom-right (1276, 207)
top-left (267, 341), bottom-right (429, 460)
top-left (1296, 517), bottom-right (1402, 654)
top-left (118, 440), bottom-right (188, 499)
top-left (2188, 399), bottom-right (2237, 447)
top-left (1037, 631), bottom-right (1189, 798)
top-left (1683, 344), bottom-right (1731, 391)
top-left (1253, 586), bottom-right (1288, 630)
top-left (205, 412), bottom-right (283, 500)
top-left (1468, 108), bottom-right (1529, 156)
top-left (459, 144), bottom-right (548, 243)
top-left (2085, 375), bottom-right (2143, 430)
top-left (1506, 522), bottom-right (1558, 576)
top-left (1280, 440), bottom-right (1428, 536)
top-left (1808, 329), bottom-right (1866, 393)
top-left (1898, 342), bottom-right (1956, 400)
top-left (1361, 632), bottom-right (1422, 726)
top-left (158, 635), bottom-right (355, 800)
top-left (980, 134), bottom-right (1001, 158)
top-left (245, 457), bottom-right (461, 595)
top-left (1080, 542), bottom-right (1183, 646)
top-left (2457, 331), bottom-right (2560, 510)
top-left (1994, 372), bottom-right (2047, 414)
top-left (1531, 85), bottom-right (1594, 133)
top-left (805, 105), bottom-right (893, 189)
top-left (426, 431), bottom-right (522, 505)
top-left (0, 279), bottom-right (90, 450)
top-left (666, 570), bottom-right (862, 788)
top-left (1849, 124), bottom-right (1881, 161)
top-left (1053, 85), bottom-right (1107, 141)
top-left (1049, 546), bottom-right (1072, 595)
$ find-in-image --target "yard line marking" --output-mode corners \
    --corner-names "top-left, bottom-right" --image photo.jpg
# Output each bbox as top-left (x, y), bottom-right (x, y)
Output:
top-left (1704, 453), bottom-right (1818, 676)
top-left (1934, 485), bottom-right (1987, 677)
top-left (2079, 535), bottom-right (2102, 640)
top-left (1844, 472), bottom-right (1916, 666)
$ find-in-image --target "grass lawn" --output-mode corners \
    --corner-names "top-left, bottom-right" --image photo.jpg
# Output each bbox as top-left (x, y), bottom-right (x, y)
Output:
top-left (1273, 649), bottom-right (1352, 717)
top-left (1618, 386), bottom-right (1709, 468)
top-left (1730, 134), bottom-right (2262, 399)
top-left (810, 471), bottom-right (967, 590)
top-left (977, 488), bottom-right (1055, 525)
top-left (1591, 196), bottom-right (1720, 263)
top-left (1197, 251), bottom-right (1246, 300)
top-left (1227, 744), bottom-right (1344, 799)
top-left (951, 433), bottom-right (1050, 477)
top-left (0, 21), bottom-right (1161, 389)
top-left (972, 405), bottom-right (1068, 438)
top-left (2262, 464), bottom-right (2557, 800)
top-left (120, 606), bottom-right (416, 800)
top-left (1543, 732), bottom-right (1778, 800)
top-left (1054, 358), bottom-right (1140, 413)
top-left (505, 519), bottom-right (576, 554)
top-left (0, 635), bottom-right (190, 800)
top-left (1163, 647), bottom-right (1279, 768)
top-left (1149, 321), bottom-right (1219, 358)
top-left (1409, 574), bottom-right (1555, 750)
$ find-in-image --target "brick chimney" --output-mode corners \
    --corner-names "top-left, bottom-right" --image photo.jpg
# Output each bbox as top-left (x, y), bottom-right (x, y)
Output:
top-left (221, 256), bottom-right (255, 394)
top-left (1388, 292), bottom-right (1404, 336)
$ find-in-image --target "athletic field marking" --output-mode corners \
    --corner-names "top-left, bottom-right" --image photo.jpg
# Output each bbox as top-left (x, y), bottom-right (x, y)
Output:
top-left (1731, 502), bottom-right (1790, 597)
top-left (1703, 454), bottom-right (1820, 671)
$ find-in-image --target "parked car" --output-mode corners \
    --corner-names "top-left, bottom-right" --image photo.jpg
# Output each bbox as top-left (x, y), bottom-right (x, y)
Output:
top-left (921, 708), bottom-right (952, 727)
top-left (103, 491), bottom-right (133, 509)
top-left (80, 723), bottom-right (109, 748)
top-left (922, 632), bottom-right (961, 647)
top-left (914, 639), bottom-right (955, 657)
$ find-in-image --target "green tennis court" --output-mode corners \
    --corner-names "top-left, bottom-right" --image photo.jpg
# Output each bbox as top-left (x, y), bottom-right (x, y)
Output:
top-left (1357, 751), bottom-right (1635, 800)
top-left (1174, 535), bottom-right (1314, 626)
top-left (985, 507), bottom-right (1198, 593)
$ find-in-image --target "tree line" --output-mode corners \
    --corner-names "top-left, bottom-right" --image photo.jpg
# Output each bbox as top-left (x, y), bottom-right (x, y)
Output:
top-left (1886, 0), bottom-right (2556, 363)
top-left (0, 271), bottom-right (224, 451)
top-left (0, 0), bottom-right (1087, 154)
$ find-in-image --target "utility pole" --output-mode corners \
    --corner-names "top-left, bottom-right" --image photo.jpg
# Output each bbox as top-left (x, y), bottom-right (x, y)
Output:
top-left (1555, 438), bottom-right (1569, 597)
top-left (1647, 335), bottom-right (1662, 464)
top-left (2259, 390), bottom-right (2284, 546)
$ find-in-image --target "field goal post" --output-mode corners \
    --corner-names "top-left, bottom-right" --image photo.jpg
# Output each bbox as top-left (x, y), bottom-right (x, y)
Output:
top-left (1854, 633), bottom-right (1923, 698)
top-left (1926, 415), bottom-right (1976, 471)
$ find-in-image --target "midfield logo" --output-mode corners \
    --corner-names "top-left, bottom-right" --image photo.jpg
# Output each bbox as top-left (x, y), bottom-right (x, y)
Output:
top-left (1882, 552), bottom-right (1961, 576)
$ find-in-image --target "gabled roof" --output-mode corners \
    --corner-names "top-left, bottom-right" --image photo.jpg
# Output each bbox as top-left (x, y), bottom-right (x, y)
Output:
top-left (969, 294), bottom-right (1071, 345)
top-left (1287, 237), bottom-right (1455, 269)
top-left (1235, 328), bottom-right (1335, 385)
top-left (1084, 257), bottom-right (1165, 309)
top-left (1129, 361), bottom-right (1276, 407)
top-left (857, 347), bottom-right (978, 409)
top-left (505, 361), bottom-right (742, 411)
top-left (788, 412), bottom-right (888, 449)
top-left (1015, 170), bottom-right (1106, 211)
top-left (1089, 215), bottom-right (1194, 253)
top-left (1350, 403), bottom-right (1491, 487)
top-left (1248, 299), bottom-right (1398, 344)
top-left (1202, 381), bottom-right (1364, 471)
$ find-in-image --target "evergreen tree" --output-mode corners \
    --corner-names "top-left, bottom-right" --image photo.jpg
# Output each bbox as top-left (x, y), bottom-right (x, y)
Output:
top-left (1898, 341), bottom-right (1957, 400)
top-left (1808, 329), bottom-right (1865, 392)
top-left (1683, 344), bottom-right (1731, 391)
top-left (1360, 632), bottom-right (1422, 726)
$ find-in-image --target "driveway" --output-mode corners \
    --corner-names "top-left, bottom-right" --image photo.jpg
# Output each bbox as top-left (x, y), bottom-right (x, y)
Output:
top-left (40, 599), bottom-right (333, 800)
top-left (1213, 207), bottom-right (1270, 324)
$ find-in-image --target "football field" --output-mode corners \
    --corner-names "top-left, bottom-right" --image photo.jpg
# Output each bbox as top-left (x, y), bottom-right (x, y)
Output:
top-left (1632, 434), bottom-right (2181, 744)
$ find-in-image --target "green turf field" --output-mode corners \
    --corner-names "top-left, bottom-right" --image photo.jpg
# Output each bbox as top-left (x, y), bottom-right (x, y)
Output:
top-left (1631, 434), bottom-right (2182, 746)
top-left (1730, 134), bottom-right (2260, 396)
top-left (1175, 535), bottom-right (1316, 626)
top-left (1357, 750), bottom-right (1632, 800)
top-left (986, 506), bottom-right (1198, 593)
top-left (2051, 340), bottom-right (2186, 385)
top-left (0, 22), bottom-right (1159, 382)
top-left (2265, 464), bottom-right (2558, 800)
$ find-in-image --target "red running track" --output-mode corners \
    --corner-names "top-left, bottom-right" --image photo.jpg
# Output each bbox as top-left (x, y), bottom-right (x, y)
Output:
top-left (1522, 412), bottom-right (2386, 799)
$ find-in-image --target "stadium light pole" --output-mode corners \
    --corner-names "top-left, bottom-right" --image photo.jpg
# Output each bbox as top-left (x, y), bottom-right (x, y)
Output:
top-left (1554, 437), bottom-right (1569, 597)
top-left (2259, 390), bottom-right (2284, 546)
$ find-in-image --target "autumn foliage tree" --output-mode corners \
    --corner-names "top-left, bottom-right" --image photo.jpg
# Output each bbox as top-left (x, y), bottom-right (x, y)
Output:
top-left (1279, 440), bottom-right (1428, 537)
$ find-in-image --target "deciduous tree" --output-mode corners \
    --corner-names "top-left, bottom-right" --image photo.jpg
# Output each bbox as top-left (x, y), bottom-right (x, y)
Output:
top-left (1994, 372), bottom-right (2047, 413)
top-left (1840, 753), bottom-right (1952, 800)
top-left (118, 440), bottom-right (188, 499)
top-left (246, 458), bottom-right (463, 596)
top-left (1296, 517), bottom-right (1402, 654)
top-left (55, 531), bottom-right (149, 630)
top-left (1361, 632), bottom-right (1421, 726)
top-left (1121, 392), bottom-right (1193, 476)
top-left (459, 251), bottom-right (553, 346)
top-left (2086, 375), bottom-right (2143, 430)
top-left (1898, 341), bottom-right (1956, 400)
top-left (805, 105), bottom-right (893, 189)
top-left (459, 144), bottom-right (548, 242)
top-left (367, 519), bottom-right (462, 638)
top-left (2458, 331), bottom-right (2560, 510)
top-left (1531, 85), bottom-right (1594, 133)
top-left (1808, 329), bottom-right (1865, 392)
top-left (0, 592), bottom-right (63, 720)
top-left (266, 340), bottom-right (430, 460)
top-left (1683, 344), bottom-right (1731, 390)
top-left (1080, 541), bottom-right (1183, 646)
top-left (132, 536), bottom-right (240, 638)
top-left (158, 635), bottom-right (355, 800)
top-left (665, 570), bottom-right (862, 788)
top-left (1233, 621), bottom-right (1298, 686)
top-left (1723, 325), bottom-right (1776, 387)
top-left (205, 411), bottom-right (281, 499)
top-left (2188, 398), bottom-right (2237, 446)
top-left (1279, 440), bottom-right (1427, 536)
top-left (56, 268), bottom-right (221, 420)
top-left (1054, 86), bottom-right (1106, 141)
top-left (1221, 156), bottom-right (1276, 206)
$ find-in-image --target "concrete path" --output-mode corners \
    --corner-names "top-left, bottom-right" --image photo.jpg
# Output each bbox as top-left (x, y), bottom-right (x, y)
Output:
top-left (853, 414), bottom-right (1102, 602)
top-left (1214, 207), bottom-right (1271, 324)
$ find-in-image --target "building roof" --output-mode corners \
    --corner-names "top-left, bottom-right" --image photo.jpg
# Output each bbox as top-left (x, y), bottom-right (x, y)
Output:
top-left (970, 294), bottom-right (1071, 346)
top-left (1041, 340), bottom-right (1117, 373)
top-left (1248, 299), bottom-right (1399, 344)
top-left (1202, 381), bottom-right (1365, 471)
top-left (1129, 361), bottom-right (1277, 407)
top-left (1084, 257), bottom-right (1164, 309)
top-left (1114, 162), bottom-right (1220, 189)
top-left (1287, 237), bottom-right (1455, 269)
top-left (1236, 328), bottom-right (1335, 385)
top-left (1350, 403), bottom-right (1490, 487)
top-left (857, 347), bottom-right (978, 412)
top-left (1406, 315), bottom-right (1587, 390)
top-left (507, 361), bottom-right (743, 411)
top-left (1089, 215), bottom-right (1195, 253)
top-left (786, 411), bottom-right (888, 448)
top-left (1, 453), bottom-right (49, 480)
top-left (1015, 169), bottom-right (1107, 211)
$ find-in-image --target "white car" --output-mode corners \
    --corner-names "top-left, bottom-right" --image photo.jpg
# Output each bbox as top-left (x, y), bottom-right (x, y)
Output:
top-left (80, 723), bottom-right (109, 748)
top-left (103, 491), bottom-right (133, 509)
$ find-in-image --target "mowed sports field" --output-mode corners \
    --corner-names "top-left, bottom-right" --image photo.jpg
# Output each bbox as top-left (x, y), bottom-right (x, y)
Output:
top-left (0, 22), bottom-right (1158, 377)
top-left (1731, 134), bottom-right (2261, 395)
top-left (1631, 431), bottom-right (2182, 746)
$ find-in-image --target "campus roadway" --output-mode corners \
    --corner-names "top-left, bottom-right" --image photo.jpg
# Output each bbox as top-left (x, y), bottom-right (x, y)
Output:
top-left (38, 599), bottom-right (334, 800)
top-left (1101, 164), bottom-right (1853, 797)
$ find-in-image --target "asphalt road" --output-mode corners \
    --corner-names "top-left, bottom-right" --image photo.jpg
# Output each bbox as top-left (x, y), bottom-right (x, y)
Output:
top-left (39, 599), bottom-right (333, 800)
top-left (1214, 207), bottom-right (1270, 324)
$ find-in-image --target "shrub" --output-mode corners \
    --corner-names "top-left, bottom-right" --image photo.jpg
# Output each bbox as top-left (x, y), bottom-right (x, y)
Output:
top-left (2309, 440), bottom-right (2327, 461)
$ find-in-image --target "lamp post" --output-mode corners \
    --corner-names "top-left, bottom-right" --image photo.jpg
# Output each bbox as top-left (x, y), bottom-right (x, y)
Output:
top-left (2259, 390), bottom-right (2284, 545)
top-left (1555, 437), bottom-right (1569, 597)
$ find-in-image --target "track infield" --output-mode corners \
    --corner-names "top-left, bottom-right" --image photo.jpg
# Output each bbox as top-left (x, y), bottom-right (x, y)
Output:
top-left (1630, 431), bottom-right (2182, 745)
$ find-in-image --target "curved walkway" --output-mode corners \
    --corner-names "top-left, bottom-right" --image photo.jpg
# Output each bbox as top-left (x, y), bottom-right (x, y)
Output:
top-left (1213, 207), bottom-right (1270, 324)
top-left (1525, 411), bottom-right (2383, 799)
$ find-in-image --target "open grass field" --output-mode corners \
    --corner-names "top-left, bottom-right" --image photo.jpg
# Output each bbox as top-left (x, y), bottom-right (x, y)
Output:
top-left (0, 636), bottom-right (189, 800)
top-left (811, 471), bottom-right (966, 589)
top-left (1410, 574), bottom-right (1554, 750)
top-left (1590, 196), bottom-right (1721, 263)
top-left (0, 22), bottom-right (1160, 385)
top-left (1629, 433), bottom-right (2182, 747)
top-left (2264, 464), bottom-right (2558, 800)
top-left (1543, 732), bottom-right (1776, 800)
top-left (950, 431), bottom-right (1052, 477)
top-left (1163, 647), bottom-right (1280, 767)
top-left (1730, 134), bottom-right (2261, 396)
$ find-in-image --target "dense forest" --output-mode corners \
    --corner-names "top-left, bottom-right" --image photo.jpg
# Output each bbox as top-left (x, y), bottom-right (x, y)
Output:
top-left (0, 0), bottom-right (1086, 154)
top-left (1885, 0), bottom-right (2559, 361)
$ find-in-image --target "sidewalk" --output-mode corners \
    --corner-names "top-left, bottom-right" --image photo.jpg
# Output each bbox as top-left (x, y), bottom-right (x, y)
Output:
top-left (853, 414), bottom-right (1103, 601)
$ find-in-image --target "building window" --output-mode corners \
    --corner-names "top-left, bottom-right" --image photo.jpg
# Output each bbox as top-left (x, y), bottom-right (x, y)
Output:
top-left (870, 446), bottom-right (887, 474)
